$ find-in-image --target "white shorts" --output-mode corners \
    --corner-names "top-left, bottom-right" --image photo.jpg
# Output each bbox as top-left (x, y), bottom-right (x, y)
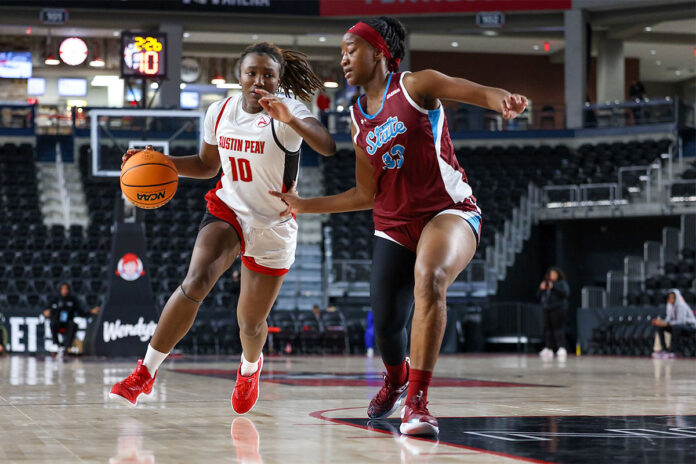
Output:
top-left (202, 196), bottom-right (296, 275)
top-left (238, 216), bottom-right (297, 275)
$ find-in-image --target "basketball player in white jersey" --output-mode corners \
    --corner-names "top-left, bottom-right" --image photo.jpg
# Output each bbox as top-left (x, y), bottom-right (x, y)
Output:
top-left (110, 43), bottom-right (336, 414)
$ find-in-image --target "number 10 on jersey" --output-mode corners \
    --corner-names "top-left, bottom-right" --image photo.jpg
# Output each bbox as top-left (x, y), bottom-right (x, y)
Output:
top-left (229, 157), bottom-right (252, 182)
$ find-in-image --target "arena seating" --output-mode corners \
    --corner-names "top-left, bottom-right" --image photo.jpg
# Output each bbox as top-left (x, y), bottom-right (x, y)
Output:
top-left (586, 311), bottom-right (696, 357)
top-left (581, 213), bottom-right (696, 357)
top-left (0, 137), bottom-right (680, 357)
top-left (0, 142), bottom-right (91, 312)
top-left (175, 308), bottom-right (356, 355)
top-left (78, 143), bottom-right (224, 313)
top-left (605, 215), bottom-right (696, 307)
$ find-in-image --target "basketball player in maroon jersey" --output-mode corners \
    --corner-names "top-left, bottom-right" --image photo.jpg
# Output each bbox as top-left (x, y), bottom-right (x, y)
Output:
top-left (271, 17), bottom-right (527, 436)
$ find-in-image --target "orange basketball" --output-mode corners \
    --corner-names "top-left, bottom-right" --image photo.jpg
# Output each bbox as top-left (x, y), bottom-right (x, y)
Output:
top-left (120, 149), bottom-right (178, 209)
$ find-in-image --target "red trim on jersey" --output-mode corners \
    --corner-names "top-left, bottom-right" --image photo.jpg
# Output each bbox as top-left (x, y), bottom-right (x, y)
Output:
top-left (214, 97), bottom-right (233, 138)
top-left (242, 256), bottom-right (289, 276)
top-left (204, 182), bottom-right (245, 254)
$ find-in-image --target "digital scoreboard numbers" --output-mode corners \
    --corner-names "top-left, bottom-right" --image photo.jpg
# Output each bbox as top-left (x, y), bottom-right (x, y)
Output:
top-left (121, 32), bottom-right (167, 78)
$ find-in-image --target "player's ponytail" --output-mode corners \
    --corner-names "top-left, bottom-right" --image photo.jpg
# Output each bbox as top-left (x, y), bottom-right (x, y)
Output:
top-left (240, 42), bottom-right (323, 102)
top-left (279, 49), bottom-right (323, 102)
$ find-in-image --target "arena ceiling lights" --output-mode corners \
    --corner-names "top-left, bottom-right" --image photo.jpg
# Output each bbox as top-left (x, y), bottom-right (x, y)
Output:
top-left (59, 37), bottom-right (88, 66)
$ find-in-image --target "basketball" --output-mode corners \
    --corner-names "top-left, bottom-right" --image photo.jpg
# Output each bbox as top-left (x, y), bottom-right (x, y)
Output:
top-left (120, 149), bottom-right (178, 209)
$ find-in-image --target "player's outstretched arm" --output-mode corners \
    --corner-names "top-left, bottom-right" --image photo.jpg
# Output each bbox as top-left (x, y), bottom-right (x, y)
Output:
top-left (256, 89), bottom-right (336, 156)
top-left (403, 69), bottom-right (527, 120)
top-left (121, 143), bottom-right (221, 179)
top-left (286, 117), bottom-right (336, 156)
top-left (269, 122), bottom-right (373, 215)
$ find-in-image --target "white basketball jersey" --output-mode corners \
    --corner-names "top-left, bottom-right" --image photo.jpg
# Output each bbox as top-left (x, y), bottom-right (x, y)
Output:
top-left (203, 94), bottom-right (315, 228)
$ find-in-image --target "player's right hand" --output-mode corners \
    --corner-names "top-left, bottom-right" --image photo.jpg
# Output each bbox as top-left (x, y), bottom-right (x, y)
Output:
top-left (121, 145), bottom-right (154, 170)
top-left (121, 149), bottom-right (138, 170)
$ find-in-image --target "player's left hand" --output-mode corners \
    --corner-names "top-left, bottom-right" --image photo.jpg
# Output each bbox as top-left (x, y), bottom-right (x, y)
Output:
top-left (255, 89), bottom-right (293, 123)
top-left (501, 93), bottom-right (528, 120)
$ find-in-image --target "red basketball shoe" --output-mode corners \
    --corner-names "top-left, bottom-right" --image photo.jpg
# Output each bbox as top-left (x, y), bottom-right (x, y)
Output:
top-left (400, 392), bottom-right (439, 436)
top-left (109, 359), bottom-right (157, 406)
top-left (368, 361), bottom-right (409, 419)
top-left (231, 354), bottom-right (263, 414)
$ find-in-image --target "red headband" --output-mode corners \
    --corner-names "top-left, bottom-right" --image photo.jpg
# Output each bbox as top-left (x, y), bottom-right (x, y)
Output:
top-left (347, 22), bottom-right (401, 72)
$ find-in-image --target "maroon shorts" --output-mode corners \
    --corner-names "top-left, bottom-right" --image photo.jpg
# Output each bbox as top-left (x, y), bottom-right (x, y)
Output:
top-left (374, 202), bottom-right (482, 253)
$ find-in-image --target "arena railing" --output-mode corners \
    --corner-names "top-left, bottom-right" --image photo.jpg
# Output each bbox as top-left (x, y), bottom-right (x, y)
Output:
top-left (623, 256), bottom-right (645, 305)
top-left (680, 214), bottom-right (696, 253)
top-left (606, 270), bottom-right (625, 307)
top-left (669, 180), bottom-right (696, 203)
top-left (326, 257), bottom-right (489, 298)
top-left (541, 185), bottom-right (581, 208)
top-left (484, 302), bottom-right (544, 353)
top-left (581, 286), bottom-right (607, 309)
top-left (661, 226), bottom-right (680, 269)
top-left (583, 98), bottom-right (678, 129)
top-left (578, 183), bottom-right (621, 205)
top-left (484, 184), bottom-right (538, 287)
top-left (617, 163), bottom-right (663, 203)
top-left (643, 240), bottom-right (663, 278)
top-left (541, 140), bottom-right (676, 210)
top-left (325, 98), bottom-right (681, 135)
top-left (590, 215), bottom-right (696, 310)
top-left (325, 102), bottom-right (566, 134)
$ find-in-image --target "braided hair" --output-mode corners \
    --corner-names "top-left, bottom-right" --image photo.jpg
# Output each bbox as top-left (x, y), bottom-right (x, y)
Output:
top-left (363, 16), bottom-right (406, 72)
top-left (239, 42), bottom-right (323, 101)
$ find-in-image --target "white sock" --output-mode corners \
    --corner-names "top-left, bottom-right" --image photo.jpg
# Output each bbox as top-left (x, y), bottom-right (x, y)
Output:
top-left (143, 344), bottom-right (169, 374)
top-left (240, 353), bottom-right (259, 377)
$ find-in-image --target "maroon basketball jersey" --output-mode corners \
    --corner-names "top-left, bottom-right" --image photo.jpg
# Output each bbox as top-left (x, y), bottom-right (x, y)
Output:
top-left (350, 72), bottom-right (478, 230)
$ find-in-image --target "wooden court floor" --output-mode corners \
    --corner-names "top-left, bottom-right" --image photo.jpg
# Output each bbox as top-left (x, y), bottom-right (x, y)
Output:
top-left (0, 354), bottom-right (694, 463)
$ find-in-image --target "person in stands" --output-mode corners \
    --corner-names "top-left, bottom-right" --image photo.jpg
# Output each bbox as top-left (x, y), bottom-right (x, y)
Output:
top-left (538, 267), bottom-right (570, 360)
top-left (43, 282), bottom-right (99, 358)
top-left (652, 289), bottom-right (696, 358)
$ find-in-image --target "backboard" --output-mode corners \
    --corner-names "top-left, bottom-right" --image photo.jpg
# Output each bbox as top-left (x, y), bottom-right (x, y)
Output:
top-left (89, 108), bottom-right (204, 177)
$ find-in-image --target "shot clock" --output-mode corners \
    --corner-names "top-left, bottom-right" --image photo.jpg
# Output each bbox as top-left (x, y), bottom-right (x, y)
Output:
top-left (121, 32), bottom-right (167, 78)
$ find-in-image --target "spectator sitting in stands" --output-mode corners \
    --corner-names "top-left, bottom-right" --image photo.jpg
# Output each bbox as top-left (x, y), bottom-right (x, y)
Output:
top-left (651, 289), bottom-right (696, 359)
top-left (42, 283), bottom-right (99, 358)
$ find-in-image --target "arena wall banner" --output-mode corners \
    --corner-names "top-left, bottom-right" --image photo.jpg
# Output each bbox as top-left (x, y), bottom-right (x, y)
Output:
top-left (6, 314), bottom-right (88, 354)
top-left (320, 0), bottom-right (571, 16)
top-left (84, 220), bottom-right (159, 357)
top-left (1, 0), bottom-right (319, 16)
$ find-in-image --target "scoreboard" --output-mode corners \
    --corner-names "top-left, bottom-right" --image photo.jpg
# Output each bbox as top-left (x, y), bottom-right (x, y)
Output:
top-left (121, 32), bottom-right (167, 78)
